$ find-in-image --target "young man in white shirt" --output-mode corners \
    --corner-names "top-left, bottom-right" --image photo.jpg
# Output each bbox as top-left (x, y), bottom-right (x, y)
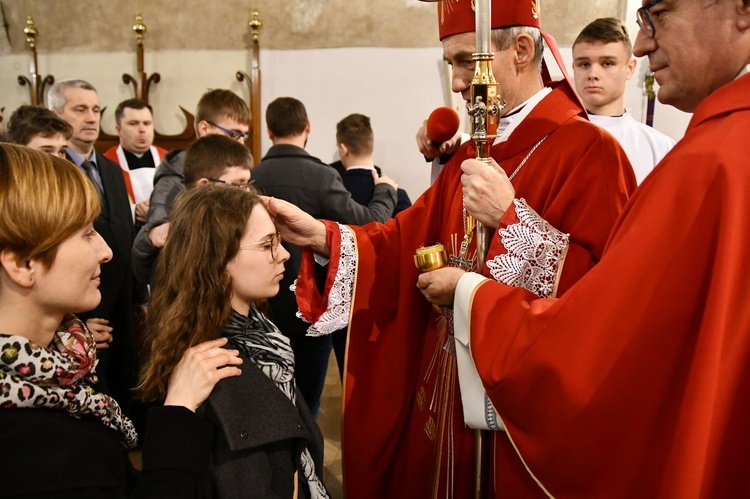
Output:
top-left (572, 17), bottom-right (675, 184)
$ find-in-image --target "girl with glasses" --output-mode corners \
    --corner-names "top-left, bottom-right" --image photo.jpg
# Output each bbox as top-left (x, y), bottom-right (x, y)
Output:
top-left (138, 185), bottom-right (330, 499)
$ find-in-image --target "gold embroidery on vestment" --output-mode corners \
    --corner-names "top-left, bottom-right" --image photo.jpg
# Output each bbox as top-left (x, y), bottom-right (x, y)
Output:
top-left (532, 0), bottom-right (541, 19)
top-left (417, 386), bottom-right (427, 411)
top-left (439, 0), bottom-right (461, 26)
top-left (425, 416), bottom-right (437, 441)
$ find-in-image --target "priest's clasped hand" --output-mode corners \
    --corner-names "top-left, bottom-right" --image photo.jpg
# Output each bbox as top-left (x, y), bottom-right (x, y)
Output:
top-left (263, 196), bottom-right (329, 256)
top-left (416, 267), bottom-right (466, 308)
top-left (460, 158), bottom-right (515, 227)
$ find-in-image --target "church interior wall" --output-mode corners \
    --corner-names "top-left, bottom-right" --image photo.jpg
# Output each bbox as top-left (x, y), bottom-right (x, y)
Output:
top-left (0, 0), bottom-right (691, 200)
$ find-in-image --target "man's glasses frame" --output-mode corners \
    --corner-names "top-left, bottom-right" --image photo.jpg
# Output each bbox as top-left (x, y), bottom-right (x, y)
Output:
top-left (207, 177), bottom-right (254, 190)
top-left (636, 0), bottom-right (664, 39)
top-left (239, 232), bottom-right (282, 261)
top-left (208, 121), bottom-right (251, 142)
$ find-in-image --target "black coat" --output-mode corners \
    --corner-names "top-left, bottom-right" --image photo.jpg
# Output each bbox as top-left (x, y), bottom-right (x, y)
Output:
top-left (0, 362), bottom-right (324, 499)
top-left (203, 354), bottom-right (325, 498)
top-left (0, 406), bottom-right (213, 498)
top-left (329, 160), bottom-right (412, 216)
top-left (336, 166), bottom-right (413, 216)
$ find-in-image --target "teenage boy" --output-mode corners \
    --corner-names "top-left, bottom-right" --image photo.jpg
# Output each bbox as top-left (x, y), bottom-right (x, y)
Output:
top-left (132, 89), bottom-right (251, 284)
top-left (7, 105), bottom-right (73, 158)
top-left (572, 17), bottom-right (674, 183)
top-left (133, 133), bottom-right (253, 284)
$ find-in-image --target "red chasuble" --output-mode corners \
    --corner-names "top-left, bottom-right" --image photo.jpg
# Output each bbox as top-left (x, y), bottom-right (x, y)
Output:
top-left (298, 82), bottom-right (635, 499)
top-left (467, 74), bottom-right (750, 498)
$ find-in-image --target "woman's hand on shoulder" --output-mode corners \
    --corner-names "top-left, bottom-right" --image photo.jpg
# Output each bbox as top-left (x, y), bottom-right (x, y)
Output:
top-left (163, 337), bottom-right (243, 412)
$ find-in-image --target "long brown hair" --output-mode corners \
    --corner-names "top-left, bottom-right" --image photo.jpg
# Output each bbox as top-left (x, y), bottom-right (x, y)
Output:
top-left (137, 184), bottom-right (261, 402)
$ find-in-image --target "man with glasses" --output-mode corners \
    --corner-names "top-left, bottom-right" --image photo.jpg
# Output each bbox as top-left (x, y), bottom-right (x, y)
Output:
top-left (132, 89), bottom-right (251, 284)
top-left (133, 134), bottom-right (253, 285)
top-left (415, 0), bottom-right (750, 495)
top-left (182, 135), bottom-right (253, 190)
top-left (204, 120), bottom-right (251, 142)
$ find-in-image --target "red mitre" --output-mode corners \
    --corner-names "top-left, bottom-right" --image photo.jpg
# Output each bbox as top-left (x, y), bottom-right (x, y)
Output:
top-left (420, 0), bottom-right (587, 117)
top-left (429, 0), bottom-right (542, 40)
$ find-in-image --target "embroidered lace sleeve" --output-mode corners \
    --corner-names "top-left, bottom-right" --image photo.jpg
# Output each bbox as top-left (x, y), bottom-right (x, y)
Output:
top-left (297, 224), bottom-right (356, 337)
top-left (486, 198), bottom-right (569, 298)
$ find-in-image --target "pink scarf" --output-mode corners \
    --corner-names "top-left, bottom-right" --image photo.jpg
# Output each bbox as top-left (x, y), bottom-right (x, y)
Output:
top-left (0, 315), bottom-right (138, 448)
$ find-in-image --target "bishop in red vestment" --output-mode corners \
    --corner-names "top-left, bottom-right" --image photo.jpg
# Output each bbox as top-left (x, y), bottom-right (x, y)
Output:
top-left (418, 1), bottom-right (750, 496)
top-left (284, 1), bottom-right (636, 498)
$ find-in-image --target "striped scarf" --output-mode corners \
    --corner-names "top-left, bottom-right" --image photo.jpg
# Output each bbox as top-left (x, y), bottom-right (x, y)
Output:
top-left (223, 307), bottom-right (329, 499)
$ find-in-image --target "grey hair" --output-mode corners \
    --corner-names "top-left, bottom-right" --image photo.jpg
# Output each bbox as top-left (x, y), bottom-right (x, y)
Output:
top-left (491, 26), bottom-right (545, 70)
top-left (47, 79), bottom-right (97, 113)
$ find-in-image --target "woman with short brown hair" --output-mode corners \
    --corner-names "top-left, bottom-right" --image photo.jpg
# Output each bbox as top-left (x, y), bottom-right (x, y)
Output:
top-left (0, 143), bottom-right (242, 498)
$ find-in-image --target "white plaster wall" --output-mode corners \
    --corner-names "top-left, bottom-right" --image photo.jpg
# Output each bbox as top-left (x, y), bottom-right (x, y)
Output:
top-left (259, 47), bottom-right (447, 201)
top-left (1, 47), bottom-right (446, 200)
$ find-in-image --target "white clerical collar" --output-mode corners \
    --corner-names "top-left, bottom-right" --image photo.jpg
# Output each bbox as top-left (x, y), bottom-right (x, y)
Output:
top-left (494, 87), bottom-right (553, 144)
top-left (346, 165), bottom-right (376, 172)
top-left (588, 108), bottom-right (633, 121)
top-left (737, 65), bottom-right (749, 79)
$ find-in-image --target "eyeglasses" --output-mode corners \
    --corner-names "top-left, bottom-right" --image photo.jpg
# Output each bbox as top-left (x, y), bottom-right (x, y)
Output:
top-left (239, 232), bottom-right (282, 261)
top-left (207, 121), bottom-right (251, 142)
top-left (207, 178), bottom-right (254, 190)
top-left (636, 0), bottom-right (664, 39)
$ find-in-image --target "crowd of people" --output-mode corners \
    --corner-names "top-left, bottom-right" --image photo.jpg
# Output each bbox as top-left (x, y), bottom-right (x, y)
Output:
top-left (1, 0), bottom-right (749, 497)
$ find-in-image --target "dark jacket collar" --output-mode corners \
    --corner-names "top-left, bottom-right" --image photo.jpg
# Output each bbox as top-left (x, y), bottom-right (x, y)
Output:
top-left (260, 144), bottom-right (331, 168)
top-left (261, 143), bottom-right (311, 160)
top-left (207, 355), bottom-right (310, 451)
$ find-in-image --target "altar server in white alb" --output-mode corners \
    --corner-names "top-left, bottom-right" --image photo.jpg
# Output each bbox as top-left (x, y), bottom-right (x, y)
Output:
top-left (572, 17), bottom-right (674, 184)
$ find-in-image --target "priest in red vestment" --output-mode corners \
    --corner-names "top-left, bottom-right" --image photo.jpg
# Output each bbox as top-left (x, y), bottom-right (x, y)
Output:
top-left (272, 1), bottom-right (636, 498)
top-left (416, 0), bottom-right (750, 497)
